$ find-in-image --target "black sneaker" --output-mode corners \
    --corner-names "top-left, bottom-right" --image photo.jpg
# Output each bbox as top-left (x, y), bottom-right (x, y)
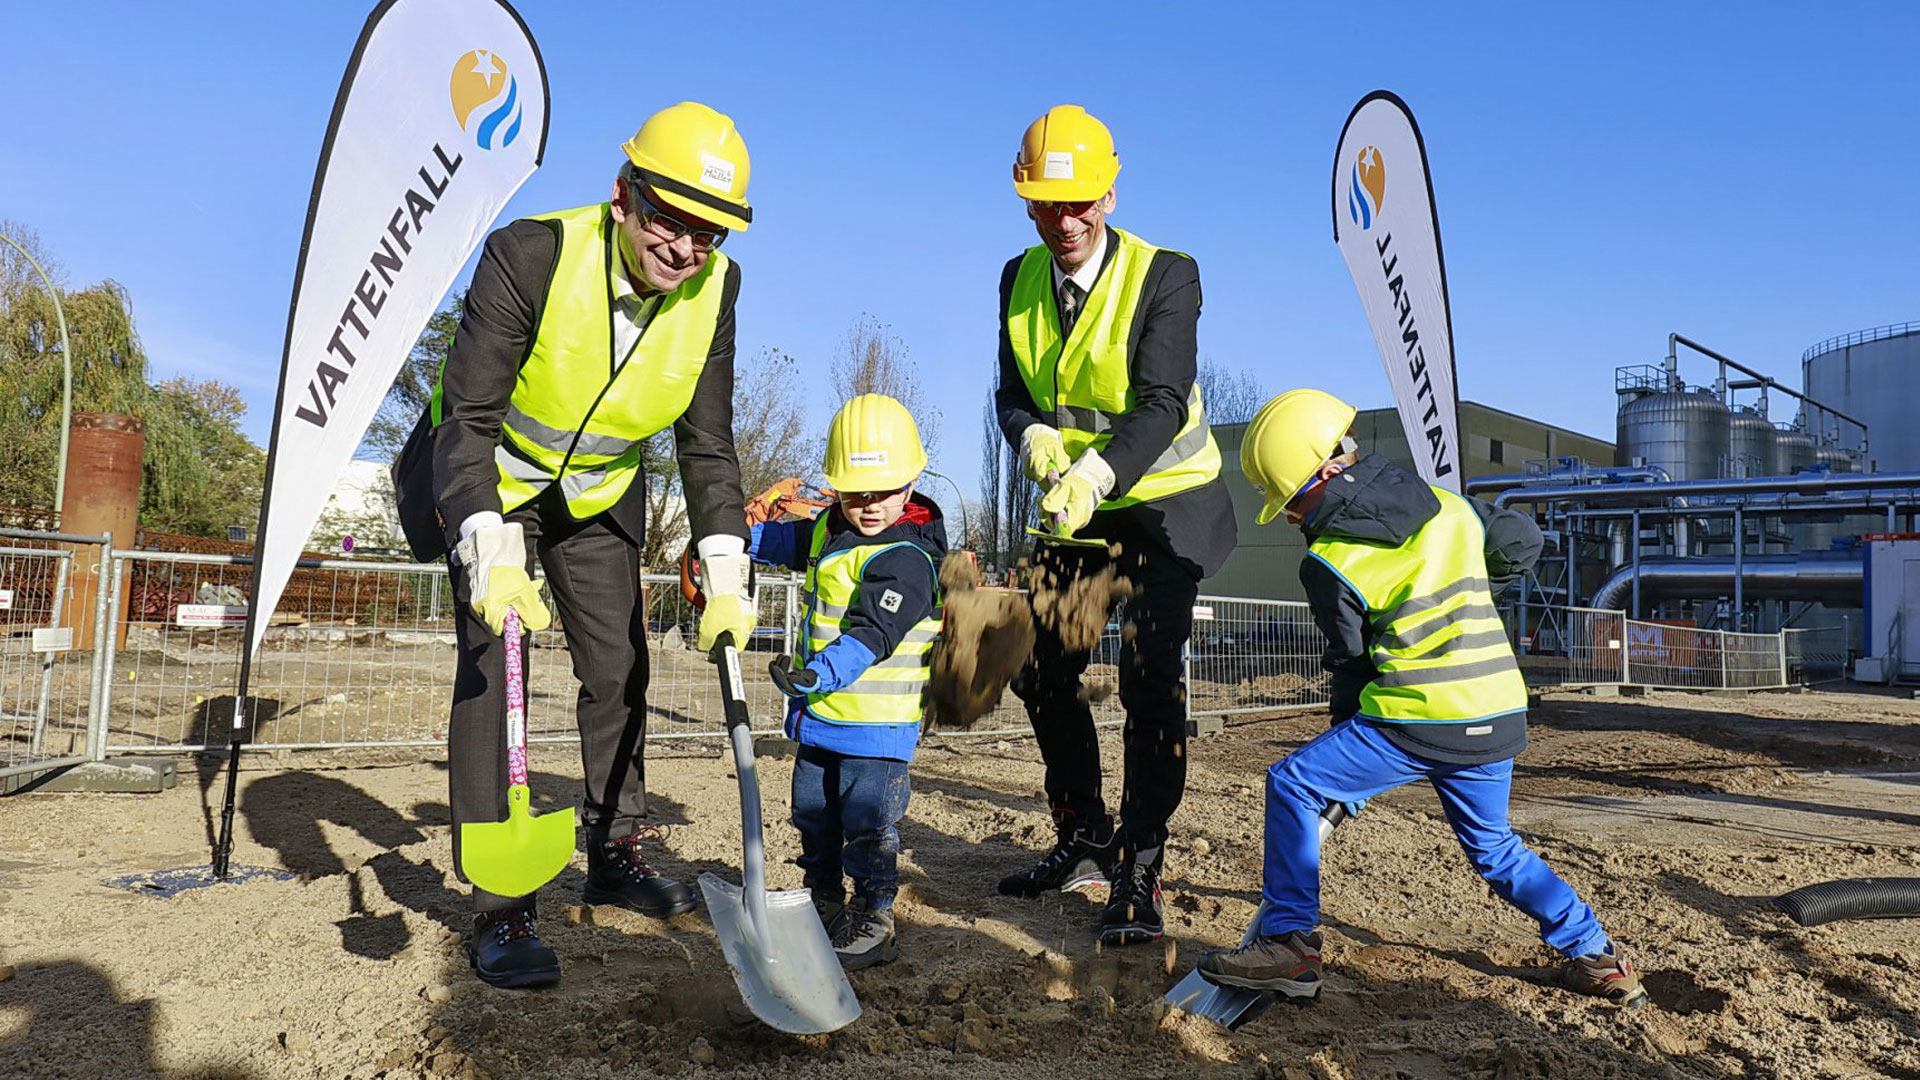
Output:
top-left (1099, 846), bottom-right (1164, 946)
top-left (830, 898), bottom-right (899, 971)
top-left (468, 906), bottom-right (560, 989)
top-left (583, 828), bottom-right (697, 917)
top-left (997, 816), bottom-right (1115, 898)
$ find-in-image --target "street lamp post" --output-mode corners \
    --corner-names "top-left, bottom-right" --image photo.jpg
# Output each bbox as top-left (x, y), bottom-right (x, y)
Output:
top-left (0, 234), bottom-right (72, 524)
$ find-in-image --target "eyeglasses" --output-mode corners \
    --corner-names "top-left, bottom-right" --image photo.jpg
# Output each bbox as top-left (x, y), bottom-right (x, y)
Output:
top-left (1026, 197), bottom-right (1106, 219)
top-left (629, 183), bottom-right (728, 252)
top-left (840, 485), bottom-right (910, 505)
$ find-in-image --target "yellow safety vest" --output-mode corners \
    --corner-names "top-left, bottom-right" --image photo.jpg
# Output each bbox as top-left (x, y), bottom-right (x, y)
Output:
top-left (432, 203), bottom-right (728, 518)
top-left (1308, 488), bottom-right (1527, 724)
top-left (1005, 228), bottom-right (1221, 508)
top-left (798, 516), bottom-right (943, 725)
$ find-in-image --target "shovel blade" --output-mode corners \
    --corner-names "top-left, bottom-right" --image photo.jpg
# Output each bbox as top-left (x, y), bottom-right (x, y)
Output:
top-left (699, 872), bottom-right (861, 1034)
top-left (459, 786), bottom-right (577, 899)
top-left (1164, 968), bottom-right (1277, 1030)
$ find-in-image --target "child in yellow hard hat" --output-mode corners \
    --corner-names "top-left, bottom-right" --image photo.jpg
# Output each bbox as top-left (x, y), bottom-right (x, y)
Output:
top-left (746, 394), bottom-right (946, 970)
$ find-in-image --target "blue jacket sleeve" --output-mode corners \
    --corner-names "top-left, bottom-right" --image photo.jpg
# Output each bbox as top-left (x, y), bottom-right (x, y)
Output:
top-left (748, 520), bottom-right (810, 572)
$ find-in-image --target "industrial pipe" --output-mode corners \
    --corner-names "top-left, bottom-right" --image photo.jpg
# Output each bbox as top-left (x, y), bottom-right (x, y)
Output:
top-left (1463, 464), bottom-right (1670, 497)
top-left (1670, 332), bottom-right (1869, 455)
top-left (1590, 552), bottom-right (1862, 613)
top-left (1494, 471), bottom-right (1920, 509)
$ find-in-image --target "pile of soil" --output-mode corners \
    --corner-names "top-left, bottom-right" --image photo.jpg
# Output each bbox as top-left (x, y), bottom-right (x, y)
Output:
top-left (5, 689), bottom-right (1920, 1078)
top-left (929, 554), bottom-right (1034, 729)
top-left (1029, 544), bottom-right (1132, 654)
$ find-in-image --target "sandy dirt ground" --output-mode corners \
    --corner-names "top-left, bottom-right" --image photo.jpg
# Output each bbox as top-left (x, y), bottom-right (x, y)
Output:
top-left (4, 687), bottom-right (1920, 1079)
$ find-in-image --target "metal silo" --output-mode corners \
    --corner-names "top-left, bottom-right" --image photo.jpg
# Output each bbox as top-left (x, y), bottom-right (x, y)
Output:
top-left (1815, 445), bottom-right (1856, 474)
top-left (1616, 387), bottom-right (1731, 481)
top-left (1771, 426), bottom-right (1817, 476)
top-left (1803, 322), bottom-right (1919, 472)
top-left (1726, 406), bottom-right (1776, 478)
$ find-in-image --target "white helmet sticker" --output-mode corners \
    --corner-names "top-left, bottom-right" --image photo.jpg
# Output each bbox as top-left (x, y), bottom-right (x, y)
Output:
top-left (699, 153), bottom-right (736, 194)
top-left (1042, 151), bottom-right (1075, 180)
top-left (849, 451), bottom-right (889, 467)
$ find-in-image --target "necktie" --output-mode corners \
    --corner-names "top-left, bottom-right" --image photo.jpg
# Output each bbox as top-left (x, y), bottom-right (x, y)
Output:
top-left (1058, 278), bottom-right (1085, 338)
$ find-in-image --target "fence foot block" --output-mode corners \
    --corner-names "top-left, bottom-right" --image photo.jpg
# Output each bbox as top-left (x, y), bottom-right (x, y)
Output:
top-left (1186, 716), bottom-right (1225, 738)
top-left (1585, 684), bottom-right (1622, 698)
top-left (11, 758), bottom-right (177, 795)
top-left (752, 736), bottom-right (797, 760)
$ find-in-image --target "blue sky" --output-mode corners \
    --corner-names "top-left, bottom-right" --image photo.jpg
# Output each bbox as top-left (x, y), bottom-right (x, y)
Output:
top-left (4, 1), bottom-right (1916, 498)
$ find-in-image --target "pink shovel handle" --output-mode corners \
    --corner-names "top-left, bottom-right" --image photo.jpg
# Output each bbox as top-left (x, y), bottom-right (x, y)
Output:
top-left (503, 606), bottom-right (527, 788)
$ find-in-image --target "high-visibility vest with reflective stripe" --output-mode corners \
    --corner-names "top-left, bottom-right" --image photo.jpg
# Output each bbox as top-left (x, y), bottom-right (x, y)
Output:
top-left (798, 516), bottom-right (942, 726)
top-left (1005, 228), bottom-right (1222, 508)
top-left (1308, 488), bottom-right (1527, 724)
top-left (432, 203), bottom-right (728, 519)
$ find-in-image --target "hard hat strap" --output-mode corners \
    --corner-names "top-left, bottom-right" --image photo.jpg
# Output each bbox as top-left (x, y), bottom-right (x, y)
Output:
top-left (631, 165), bottom-right (753, 224)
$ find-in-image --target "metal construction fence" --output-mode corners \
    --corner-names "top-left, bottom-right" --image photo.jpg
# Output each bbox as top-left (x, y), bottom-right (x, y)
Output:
top-left (0, 516), bottom-right (1855, 773)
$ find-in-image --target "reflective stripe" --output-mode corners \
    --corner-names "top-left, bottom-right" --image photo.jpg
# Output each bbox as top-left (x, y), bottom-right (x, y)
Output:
top-left (1055, 403), bottom-right (1118, 433)
top-left (504, 405), bottom-right (642, 460)
top-left (495, 443), bottom-right (552, 483)
top-left (899, 626), bottom-right (940, 645)
top-left (823, 682), bottom-right (928, 696)
top-left (1147, 420), bottom-right (1213, 475)
top-left (1376, 602), bottom-right (1504, 651)
top-left (1372, 653), bottom-right (1519, 688)
top-left (813, 599), bottom-right (849, 620)
top-left (873, 651), bottom-right (932, 670)
top-left (1372, 628), bottom-right (1511, 665)
top-left (1376, 576), bottom-right (1491, 629)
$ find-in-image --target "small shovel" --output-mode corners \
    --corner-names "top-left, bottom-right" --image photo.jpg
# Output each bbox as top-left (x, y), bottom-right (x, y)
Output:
top-left (697, 634), bottom-right (861, 1035)
top-left (458, 607), bottom-right (577, 899)
top-left (1165, 804), bottom-right (1349, 1027)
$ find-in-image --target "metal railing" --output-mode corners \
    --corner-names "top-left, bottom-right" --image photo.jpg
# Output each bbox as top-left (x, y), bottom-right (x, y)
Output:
top-left (1187, 595), bottom-right (1328, 717)
top-left (0, 528), bottom-right (111, 781)
top-left (1783, 625), bottom-right (1850, 683)
top-left (1802, 321), bottom-right (1920, 362)
top-left (1523, 606), bottom-right (1797, 692)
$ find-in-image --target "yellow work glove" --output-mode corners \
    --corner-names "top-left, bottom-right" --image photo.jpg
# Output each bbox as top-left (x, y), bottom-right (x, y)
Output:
top-left (1040, 450), bottom-right (1116, 538)
top-left (1019, 424), bottom-right (1073, 485)
top-left (455, 522), bottom-right (552, 636)
top-left (697, 552), bottom-right (757, 651)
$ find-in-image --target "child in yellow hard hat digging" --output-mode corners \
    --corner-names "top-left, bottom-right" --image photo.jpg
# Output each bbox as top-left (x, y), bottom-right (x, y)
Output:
top-left (746, 394), bottom-right (946, 970)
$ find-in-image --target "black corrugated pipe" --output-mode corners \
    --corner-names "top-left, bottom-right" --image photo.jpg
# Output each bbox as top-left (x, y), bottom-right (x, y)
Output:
top-left (1590, 553), bottom-right (1862, 613)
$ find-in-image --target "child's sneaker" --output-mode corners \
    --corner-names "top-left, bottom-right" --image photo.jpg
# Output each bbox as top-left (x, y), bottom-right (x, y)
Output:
top-left (830, 897), bottom-right (899, 971)
top-left (1197, 929), bottom-right (1322, 1000)
top-left (1563, 943), bottom-right (1649, 1007)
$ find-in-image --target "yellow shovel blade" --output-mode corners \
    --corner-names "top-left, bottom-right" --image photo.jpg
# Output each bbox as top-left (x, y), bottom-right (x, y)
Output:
top-left (1024, 525), bottom-right (1109, 549)
top-left (458, 784), bottom-right (577, 898)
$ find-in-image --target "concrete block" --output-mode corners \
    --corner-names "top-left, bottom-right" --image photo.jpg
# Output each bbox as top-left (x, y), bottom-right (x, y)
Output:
top-left (1585, 684), bottom-right (1622, 698)
top-left (752, 735), bottom-right (797, 760)
top-left (1186, 716), bottom-right (1225, 738)
top-left (15, 758), bottom-right (178, 794)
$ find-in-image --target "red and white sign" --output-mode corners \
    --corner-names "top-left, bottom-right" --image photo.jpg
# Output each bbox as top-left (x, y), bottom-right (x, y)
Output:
top-left (177, 604), bottom-right (251, 628)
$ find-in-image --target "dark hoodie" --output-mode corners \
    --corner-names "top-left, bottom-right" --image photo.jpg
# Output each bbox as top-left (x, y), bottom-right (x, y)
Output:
top-left (750, 493), bottom-right (949, 761)
top-left (1298, 454), bottom-right (1541, 765)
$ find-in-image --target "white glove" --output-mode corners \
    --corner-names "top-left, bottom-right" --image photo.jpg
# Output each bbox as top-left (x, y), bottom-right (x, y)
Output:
top-left (1020, 425), bottom-right (1073, 486)
top-left (697, 551), bottom-right (756, 651)
top-left (455, 521), bottom-right (550, 635)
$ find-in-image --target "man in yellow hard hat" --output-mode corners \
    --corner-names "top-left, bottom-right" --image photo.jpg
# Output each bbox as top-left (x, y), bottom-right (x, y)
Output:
top-left (992, 104), bottom-right (1237, 947)
top-left (746, 394), bottom-right (947, 971)
top-left (393, 101), bottom-right (757, 989)
top-left (1199, 388), bottom-right (1648, 1006)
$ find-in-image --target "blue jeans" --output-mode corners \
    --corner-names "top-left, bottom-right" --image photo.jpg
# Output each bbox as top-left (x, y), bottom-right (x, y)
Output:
top-left (792, 744), bottom-right (911, 910)
top-left (1262, 719), bottom-right (1610, 958)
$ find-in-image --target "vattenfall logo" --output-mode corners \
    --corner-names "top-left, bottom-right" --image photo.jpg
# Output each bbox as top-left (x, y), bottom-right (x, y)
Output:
top-left (449, 49), bottom-right (522, 151)
top-left (1348, 145), bottom-right (1385, 230)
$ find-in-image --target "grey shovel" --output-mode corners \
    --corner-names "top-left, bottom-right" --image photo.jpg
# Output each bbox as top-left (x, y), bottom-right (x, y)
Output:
top-left (697, 635), bottom-right (862, 1035)
top-left (1164, 803), bottom-right (1349, 1028)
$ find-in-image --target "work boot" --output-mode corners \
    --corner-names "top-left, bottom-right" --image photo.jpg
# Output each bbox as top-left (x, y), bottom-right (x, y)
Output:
top-left (830, 897), bottom-right (899, 972)
top-left (1099, 845), bottom-right (1165, 945)
top-left (468, 905), bottom-right (561, 989)
top-left (812, 889), bottom-right (847, 931)
top-left (584, 828), bottom-right (697, 917)
top-left (1197, 929), bottom-right (1323, 1000)
top-left (997, 813), bottom-right (1115, 898)
top-left (1563, 943), bottom-right (1649, 1007)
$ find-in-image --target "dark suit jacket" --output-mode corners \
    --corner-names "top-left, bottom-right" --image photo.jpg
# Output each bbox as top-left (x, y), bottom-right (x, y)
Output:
top-left (393, 215), bottom-right (748, 559)
top-left (993, 225), bottom-right (1238, 579)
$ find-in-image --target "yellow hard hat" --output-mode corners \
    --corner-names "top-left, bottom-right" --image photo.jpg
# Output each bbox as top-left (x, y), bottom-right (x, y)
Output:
top-left (1012, 105), bottom-right (1120, 202)
top-left (1241, 389), bottom-right (1359, 525)
top-left (823, 394), bottom-right (928, 492)
top-left (620, 102), bottom-right (753, 231)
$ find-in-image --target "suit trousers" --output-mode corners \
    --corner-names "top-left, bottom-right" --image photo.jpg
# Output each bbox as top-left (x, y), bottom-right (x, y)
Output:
top-left (447, 494), bottom-right (652, 913)
top-left (1016, 526), bottom-right (1198, 855)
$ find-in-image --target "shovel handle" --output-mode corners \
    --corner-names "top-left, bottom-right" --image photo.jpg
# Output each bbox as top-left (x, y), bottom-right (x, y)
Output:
top-left (709, 632), bottom-right (752, 731)
top-left (504, 606), bottom-right (527, 789)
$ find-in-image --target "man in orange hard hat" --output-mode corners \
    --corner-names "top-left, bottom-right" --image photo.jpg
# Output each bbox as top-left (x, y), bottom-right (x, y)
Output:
top-left (394, 102), bottom-right (756, 989)
top-left (992, 105), bottom-right (1237, 947)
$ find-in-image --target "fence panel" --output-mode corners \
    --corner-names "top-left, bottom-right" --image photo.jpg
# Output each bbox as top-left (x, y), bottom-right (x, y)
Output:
top-left (1783, 625), bottom-right (1849, 684)
top-left (1187, 595), bottom-right (1328, 718)
top-left (0, 539), bottom-right (100, 779)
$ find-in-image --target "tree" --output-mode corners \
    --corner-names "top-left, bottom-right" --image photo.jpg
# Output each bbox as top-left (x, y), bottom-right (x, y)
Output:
top-left (1196, 356), bottom-right (1267, 425)
top-left (976, 397), bottom-right (1003, 567)
top-left (830, 314), bottom-right (939, 459)
top-left (362, 290), bottom-right (463, 461)
top-left (142, 378), bottom-right (265, 536)
top-left (974, 386), bottom-right (1038, 574)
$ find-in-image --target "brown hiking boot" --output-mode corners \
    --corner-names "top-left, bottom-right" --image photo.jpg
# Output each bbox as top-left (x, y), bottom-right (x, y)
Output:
top-left (1197, 929), bottom-right (1322, 1000)
top-left (1563, 944), bottom-right (1649, 1006)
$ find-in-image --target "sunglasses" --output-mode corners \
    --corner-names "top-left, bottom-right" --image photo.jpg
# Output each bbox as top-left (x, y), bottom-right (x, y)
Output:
top-left (1026, 197), bottom-right (1106, 219)
top-left (629, 183), bottom-right (728, 252)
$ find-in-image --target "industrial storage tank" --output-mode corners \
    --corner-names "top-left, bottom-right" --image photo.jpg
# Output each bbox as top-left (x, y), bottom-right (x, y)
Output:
top-left (1726, 406), bottom-right (1776, 478)
top-left (1616, 387), bottom-right (1731, 481)
top-left (1803, 322), bottom-right (1918, 472)
top-left (1771, 426), bottom-right (1818, 476)
top-left (1815, 445), bottom-right (1856, 474)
